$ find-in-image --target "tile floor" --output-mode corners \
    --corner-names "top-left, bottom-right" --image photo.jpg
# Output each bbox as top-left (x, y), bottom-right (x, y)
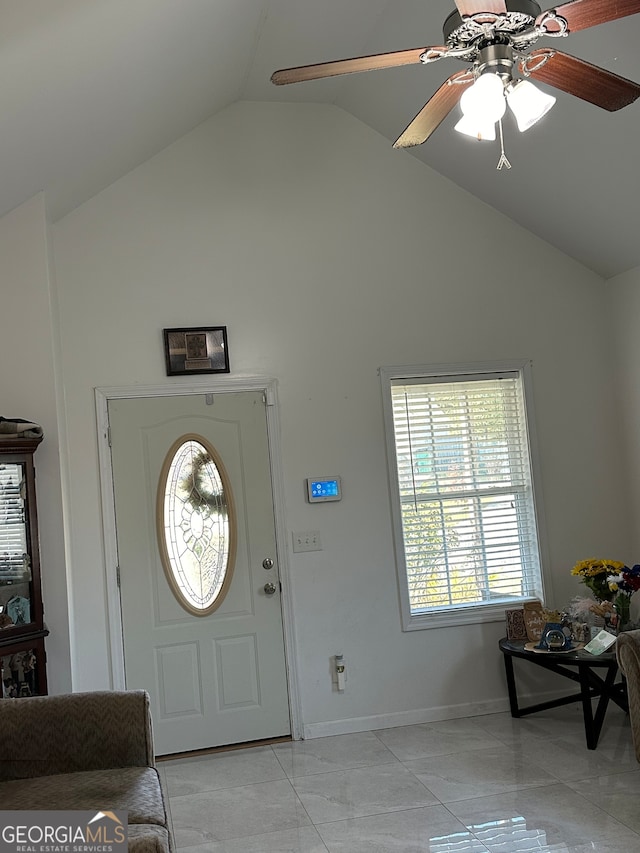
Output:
top-left (157, 704), bottom-right (640, 852)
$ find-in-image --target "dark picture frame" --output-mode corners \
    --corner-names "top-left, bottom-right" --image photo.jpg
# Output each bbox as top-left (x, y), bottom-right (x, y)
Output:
top-left (163, 326), bottom-right (230, 376)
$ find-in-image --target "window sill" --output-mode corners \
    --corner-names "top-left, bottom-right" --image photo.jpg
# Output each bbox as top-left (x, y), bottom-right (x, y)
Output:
top-left (402, 599), bottom-right (540, 632)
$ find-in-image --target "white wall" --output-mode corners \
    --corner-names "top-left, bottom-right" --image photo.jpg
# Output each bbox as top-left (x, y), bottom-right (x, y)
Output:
top-left (51, 101), bottom-right (628, 731)
top-left (607, 266), bottom-right (640, 556)
top-left (0, 194), bottom-right (72, 694)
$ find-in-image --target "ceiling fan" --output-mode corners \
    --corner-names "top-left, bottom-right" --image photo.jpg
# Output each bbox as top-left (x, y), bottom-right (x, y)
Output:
top-left (271, 0), bottom-right (640, 153)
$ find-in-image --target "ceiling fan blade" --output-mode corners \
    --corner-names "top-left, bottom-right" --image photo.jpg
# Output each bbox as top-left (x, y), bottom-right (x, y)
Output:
top-left (271, 46), bottom-right (445, 85)
top-left (393, 71), bottom-right (474, 148)
top-left (454, 0), bottom-right (507, 16)
top-left (520, 49), bottom-right (640, 110)
top-left (540, 0), bottom-right (640, 33)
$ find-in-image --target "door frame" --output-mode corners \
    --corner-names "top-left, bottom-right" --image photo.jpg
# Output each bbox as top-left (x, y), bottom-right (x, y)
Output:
top-left (95, 377), bottom-right (303, 741)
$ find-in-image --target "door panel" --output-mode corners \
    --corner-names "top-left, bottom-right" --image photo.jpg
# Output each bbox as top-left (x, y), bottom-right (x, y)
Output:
top-left (108, 391), bottom-right (290, 754)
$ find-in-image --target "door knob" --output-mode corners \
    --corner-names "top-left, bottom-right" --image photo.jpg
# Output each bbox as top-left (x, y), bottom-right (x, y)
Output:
top-left (262, 558), bottom-right (274, 570)
top-left (263, 582), bottom-right (277, 596)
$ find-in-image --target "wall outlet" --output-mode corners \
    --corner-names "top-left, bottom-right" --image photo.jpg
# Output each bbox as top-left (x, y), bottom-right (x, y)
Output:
top-left (292, 530), bottom-right (322, 552)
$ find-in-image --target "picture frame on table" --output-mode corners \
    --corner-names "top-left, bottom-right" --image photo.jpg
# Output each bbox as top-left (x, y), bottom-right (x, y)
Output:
top-left (505, 608), bottom-right (528, 641)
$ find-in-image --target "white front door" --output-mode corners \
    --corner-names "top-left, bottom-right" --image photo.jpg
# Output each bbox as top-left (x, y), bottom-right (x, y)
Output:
top-left (108, 391), bottom-right (290, 755)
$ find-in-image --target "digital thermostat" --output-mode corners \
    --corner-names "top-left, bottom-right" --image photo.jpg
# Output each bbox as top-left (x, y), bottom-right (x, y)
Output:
top-left (306, 476), bottom-right (342, 503)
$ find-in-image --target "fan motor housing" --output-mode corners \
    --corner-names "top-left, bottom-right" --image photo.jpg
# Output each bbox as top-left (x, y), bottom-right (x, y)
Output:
top-left (477, 42), bottom-right (515, 78)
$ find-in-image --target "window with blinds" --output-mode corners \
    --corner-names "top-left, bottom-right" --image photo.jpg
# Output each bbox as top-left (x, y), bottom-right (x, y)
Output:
top-left (381, 362), bottom-right (545, 629)
top-left (0, 463), bottom-right (27, 582)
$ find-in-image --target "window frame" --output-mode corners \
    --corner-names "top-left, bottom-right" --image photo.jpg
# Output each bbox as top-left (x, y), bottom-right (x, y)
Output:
top-left (380, 359), bottom-right (548, 631)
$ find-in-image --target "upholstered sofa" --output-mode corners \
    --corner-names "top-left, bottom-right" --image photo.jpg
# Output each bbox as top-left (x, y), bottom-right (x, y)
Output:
top-left (616, 629), bottom-right (640, 762)
top-left (0, 690), bottom-right (173, 853)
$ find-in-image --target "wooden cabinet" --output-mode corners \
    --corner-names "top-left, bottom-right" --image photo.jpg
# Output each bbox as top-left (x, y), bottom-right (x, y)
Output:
top-left (0, 436), bottom-right (48, 697)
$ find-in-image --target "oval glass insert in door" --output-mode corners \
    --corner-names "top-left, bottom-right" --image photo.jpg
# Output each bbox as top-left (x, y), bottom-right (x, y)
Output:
top-left (157, 434), bottom-right (236, 615)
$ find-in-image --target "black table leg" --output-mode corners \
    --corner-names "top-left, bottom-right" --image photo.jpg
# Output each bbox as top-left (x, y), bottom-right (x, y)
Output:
top-left (579, 663), bottom-right (620, 749)
top-left (503, 652), bottom-right (521, 717)
top-left (578, 663), bottom-right (599, 749)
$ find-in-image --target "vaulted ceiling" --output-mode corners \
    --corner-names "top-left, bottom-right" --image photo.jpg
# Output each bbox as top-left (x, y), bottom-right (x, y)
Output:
top-left (4, 0), bottom-right (640, 277)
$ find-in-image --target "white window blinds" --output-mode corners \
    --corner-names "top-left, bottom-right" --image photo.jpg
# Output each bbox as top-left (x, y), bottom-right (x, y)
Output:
top-left (389, 370), bottom-right (542, 617)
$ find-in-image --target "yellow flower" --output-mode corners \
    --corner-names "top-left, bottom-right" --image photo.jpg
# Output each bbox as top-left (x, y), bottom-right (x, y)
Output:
top-left (572, 558), bottom-right (625, 577)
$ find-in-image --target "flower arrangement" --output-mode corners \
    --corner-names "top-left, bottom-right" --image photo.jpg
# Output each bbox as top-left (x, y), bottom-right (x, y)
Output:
top-left (571, 559), bottom-right (626, 602)
top-left (571, 559), bottom-right (640, 631)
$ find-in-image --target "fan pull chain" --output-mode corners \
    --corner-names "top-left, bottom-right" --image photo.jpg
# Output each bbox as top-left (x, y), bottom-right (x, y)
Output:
top-left (496, 119), bottom-right (511, 171)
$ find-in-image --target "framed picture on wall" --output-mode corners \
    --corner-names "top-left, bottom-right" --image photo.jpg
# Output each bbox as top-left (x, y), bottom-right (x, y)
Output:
top-left (163, 326), bottom-right (230, 376)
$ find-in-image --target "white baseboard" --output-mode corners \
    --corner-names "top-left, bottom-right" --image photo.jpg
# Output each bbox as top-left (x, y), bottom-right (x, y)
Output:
top-left (302, 689), bottom-right (580, 740)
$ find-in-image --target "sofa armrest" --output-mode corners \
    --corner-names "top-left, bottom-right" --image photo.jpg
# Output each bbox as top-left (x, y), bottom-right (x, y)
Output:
top-left (0, 690), bottom-right (155, 782)
top-left (616, 630), bottom-right (640, 762)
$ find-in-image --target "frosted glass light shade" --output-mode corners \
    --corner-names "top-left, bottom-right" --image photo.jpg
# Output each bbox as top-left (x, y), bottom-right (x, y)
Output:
top-left (460, 73), bottom-right (506, 123)
top-left (454, 114), bottom-right (497, 141)
top-left (507, 79), bottom-right (556, 131)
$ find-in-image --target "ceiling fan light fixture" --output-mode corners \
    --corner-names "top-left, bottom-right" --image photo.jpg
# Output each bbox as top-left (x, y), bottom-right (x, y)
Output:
top-left (271, 1), bottom-right (640, 154)
top-left (506, 79), bottom-right (556, 131)
top-left (454, 114), bottom-right (497, 141)
top-left (460, 72), bottom-right (506, 123)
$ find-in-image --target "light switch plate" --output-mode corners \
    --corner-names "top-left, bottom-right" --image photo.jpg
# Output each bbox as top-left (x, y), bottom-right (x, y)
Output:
top-left (292, 530), bottom-right (322, 552)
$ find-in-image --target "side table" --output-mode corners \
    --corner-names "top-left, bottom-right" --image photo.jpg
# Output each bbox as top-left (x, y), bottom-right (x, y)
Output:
top-left (499, 637), bottom-right (627, 749)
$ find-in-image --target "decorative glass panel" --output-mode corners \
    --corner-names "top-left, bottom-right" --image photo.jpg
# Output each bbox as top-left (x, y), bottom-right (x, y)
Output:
top-left (0, 463), bottom-right (28, 581)
top-left (158, 436), bottom-right (235, 615)
top-left (0, 461), bottom-right (33, 627)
